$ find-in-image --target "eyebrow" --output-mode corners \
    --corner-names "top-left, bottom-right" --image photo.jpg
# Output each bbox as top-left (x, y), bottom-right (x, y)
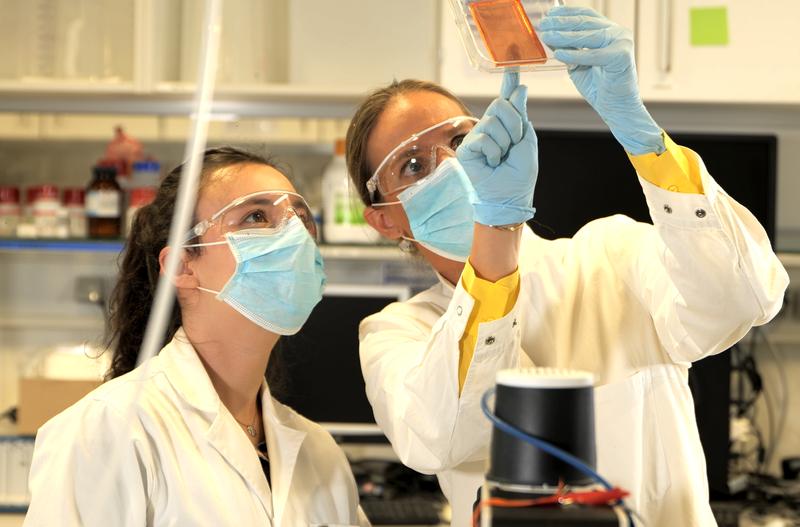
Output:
top-left (394, 146), bottom-right (422, 161)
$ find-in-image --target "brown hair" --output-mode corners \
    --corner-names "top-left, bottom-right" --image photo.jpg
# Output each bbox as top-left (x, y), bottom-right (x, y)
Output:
top-left (345, 79), bottom-right (470, 205)
top-left (105, 146), bottom-right (287, 381)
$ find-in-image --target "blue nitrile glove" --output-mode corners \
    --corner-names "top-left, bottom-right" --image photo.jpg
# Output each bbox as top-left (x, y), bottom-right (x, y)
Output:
top-left (456, 71), bottom-right (538, 226)
top-left (538, 5), bottom-right (665, 155)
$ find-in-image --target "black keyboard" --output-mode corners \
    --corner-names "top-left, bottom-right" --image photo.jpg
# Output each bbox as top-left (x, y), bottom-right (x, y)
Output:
top-left (361, 498), bottom-right (443, 525)
top-left (710, 501), bottom-right (744, 527)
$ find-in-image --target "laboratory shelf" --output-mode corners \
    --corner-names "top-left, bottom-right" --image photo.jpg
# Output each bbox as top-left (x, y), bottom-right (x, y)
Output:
top-left (0, 313), bottom-right (105, 331)
top-left (0, 90), bottom-right (363, 119)
top-left (0, 239), bottom-right (796, 269)
top-left (0, 238), bottom-right (409, 261)
top-left (0, 239), bottom-right (125, 253)
top-left (0, 506), bottom-right (26, 514)
top-left (319, 244), bottom-right (405, 261)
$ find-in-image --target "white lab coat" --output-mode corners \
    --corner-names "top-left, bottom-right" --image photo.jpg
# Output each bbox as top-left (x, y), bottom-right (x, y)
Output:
top-left (360, 154), bottom-right (788, 527)
top-left (25, 329), bottom-right (370, 527)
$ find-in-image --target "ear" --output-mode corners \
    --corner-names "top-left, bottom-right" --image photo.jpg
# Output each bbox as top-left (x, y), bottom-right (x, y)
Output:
top-left (158, 246), bottom-right (199, 290)
top-left (364, 206), bottom-right (404, 241)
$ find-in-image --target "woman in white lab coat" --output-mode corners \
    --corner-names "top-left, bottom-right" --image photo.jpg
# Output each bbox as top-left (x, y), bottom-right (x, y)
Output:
top-left (25, 147), bottom-right (369, 526)
top-left (344, 6), bottom-right (788, 527)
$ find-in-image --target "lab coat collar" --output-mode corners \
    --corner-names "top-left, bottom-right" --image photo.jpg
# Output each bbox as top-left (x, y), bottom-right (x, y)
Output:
top-left (159, 329), bottom-right (307, 523)
top-left (434, 269), bottom-right (457, 294)
top-left (159, 328), bottom-right (220, 414)
top-left (160, 329), bottom-right (273, 516)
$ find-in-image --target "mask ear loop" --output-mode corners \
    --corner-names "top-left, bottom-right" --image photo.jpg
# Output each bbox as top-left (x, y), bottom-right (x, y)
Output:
top-left (398, 238), bottom-right (417, 254)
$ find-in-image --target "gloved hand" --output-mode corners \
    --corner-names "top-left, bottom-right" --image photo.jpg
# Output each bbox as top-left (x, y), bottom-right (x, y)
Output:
top-left (538, 5), bottom-right (665, 155)
top-left (456, 71), bottom-right (538, 226)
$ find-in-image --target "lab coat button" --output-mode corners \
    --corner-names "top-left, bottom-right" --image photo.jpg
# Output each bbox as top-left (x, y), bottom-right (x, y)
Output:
top-left (663, 204), bottom-right (673, 214)
top-left (456, 306), bottom-right (463, 316)
top-left (485, 336), bottom-right (496, 345)
top-left (512, 318), bottom-right (518, 327)
top-left (695, 209), bottom-right (707, 218)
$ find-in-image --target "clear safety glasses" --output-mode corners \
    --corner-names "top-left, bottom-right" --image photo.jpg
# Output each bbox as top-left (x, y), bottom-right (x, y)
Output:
top-left (184, 190), bottom-right (317, 243)
top-left (366, 116), bottom-right (478, 203)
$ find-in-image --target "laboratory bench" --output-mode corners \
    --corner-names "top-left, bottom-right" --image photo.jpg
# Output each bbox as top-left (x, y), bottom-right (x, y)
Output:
top-left (0, 516), bottom-right (447, 527)
top-left (0, 514), bottom-right (450, 527)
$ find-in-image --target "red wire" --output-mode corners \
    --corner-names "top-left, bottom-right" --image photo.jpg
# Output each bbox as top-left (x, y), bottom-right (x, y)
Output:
top-left (471, 486), bottom-right (629, 527)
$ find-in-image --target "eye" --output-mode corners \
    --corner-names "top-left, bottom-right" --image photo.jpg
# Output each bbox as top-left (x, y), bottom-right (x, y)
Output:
top-left (400, 156), bottom-right (427, 179)
top-left (242, 208), bottom-right (269, 226)
top-left (451, 133), bottom-right (467, 149)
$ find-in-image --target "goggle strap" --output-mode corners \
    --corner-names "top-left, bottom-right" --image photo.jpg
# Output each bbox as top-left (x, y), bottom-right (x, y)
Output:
top-left (371, 200), bottom-right (402, 208)
top-left (183, 239), bottom-right (228, 248)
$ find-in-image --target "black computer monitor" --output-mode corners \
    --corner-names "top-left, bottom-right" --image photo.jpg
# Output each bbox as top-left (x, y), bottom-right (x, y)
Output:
top-left (532, 130), bottom-right (777, 497)
top-left (279, 284), bottom-right (411, 438)
top-left (532, 131), bottom-right (776, 243)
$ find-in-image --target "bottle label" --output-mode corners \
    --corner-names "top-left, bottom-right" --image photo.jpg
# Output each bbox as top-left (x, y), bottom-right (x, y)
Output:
top-left (0, 204), bottom-right (20, 215)
top-left (86, 190), bottom-right (120, 218)
top-left (32, 200), bottom-right (59, 217)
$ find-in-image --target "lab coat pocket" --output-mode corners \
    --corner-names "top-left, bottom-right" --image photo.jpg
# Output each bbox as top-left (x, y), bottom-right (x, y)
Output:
top-left (593, 369), bottom-right (671, 511)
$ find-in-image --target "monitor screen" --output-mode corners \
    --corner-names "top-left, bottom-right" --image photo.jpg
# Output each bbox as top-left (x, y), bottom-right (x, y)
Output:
top-left (279, 284), bottom-right (411, 437)
top-left (531, 131), bottom-right (776, 242)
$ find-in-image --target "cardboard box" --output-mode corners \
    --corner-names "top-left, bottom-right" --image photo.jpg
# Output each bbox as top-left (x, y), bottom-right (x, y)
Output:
top-left (17, 378), bottom-right (101, 435)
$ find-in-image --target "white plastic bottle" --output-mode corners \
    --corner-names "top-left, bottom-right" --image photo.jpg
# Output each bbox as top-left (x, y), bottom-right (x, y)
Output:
top-left (321, 139), bottom-right (380, 244)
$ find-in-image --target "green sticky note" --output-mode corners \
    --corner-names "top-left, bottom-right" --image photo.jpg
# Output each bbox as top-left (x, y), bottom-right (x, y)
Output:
top-left (690, 7), bottom-right (729, 46)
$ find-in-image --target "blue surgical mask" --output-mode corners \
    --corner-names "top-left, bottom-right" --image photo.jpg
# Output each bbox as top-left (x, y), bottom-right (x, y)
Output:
top-left (190, 215), bottom-right (326, 335)
top-left (380, 157), bottom-right (477, 262)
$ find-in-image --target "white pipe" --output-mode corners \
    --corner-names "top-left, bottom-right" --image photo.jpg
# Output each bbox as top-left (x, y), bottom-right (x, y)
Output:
top-left (657, 0), bottom-right (673, 78)
top-left (136, 0), bottom-right (221, 367)
top-left (84, 1), bottom-right (222, 523)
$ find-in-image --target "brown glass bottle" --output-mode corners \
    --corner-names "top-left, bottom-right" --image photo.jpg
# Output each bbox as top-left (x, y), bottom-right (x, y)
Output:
top-left (86, 164), bottom-right (122, 238)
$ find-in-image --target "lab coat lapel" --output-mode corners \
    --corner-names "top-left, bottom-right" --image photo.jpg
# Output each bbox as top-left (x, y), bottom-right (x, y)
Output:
top-left (206, 408), bottom-right (274, 519)
top-left (160, 329), bottom-right (274, 518)
top-left (262, 383), bottom-right (306, 525)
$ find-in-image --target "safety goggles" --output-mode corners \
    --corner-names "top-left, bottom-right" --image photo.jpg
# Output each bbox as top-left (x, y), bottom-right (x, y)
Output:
top-left (366, 116), bottom-right (478, 203)
top-left (184, 190), bottom-right (317, 243)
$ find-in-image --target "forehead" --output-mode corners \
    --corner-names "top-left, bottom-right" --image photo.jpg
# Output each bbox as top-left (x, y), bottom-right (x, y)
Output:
top-left (197, 163), bottom-right (295, 218)
top-left (366, 91), bottom-right (467, 174)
